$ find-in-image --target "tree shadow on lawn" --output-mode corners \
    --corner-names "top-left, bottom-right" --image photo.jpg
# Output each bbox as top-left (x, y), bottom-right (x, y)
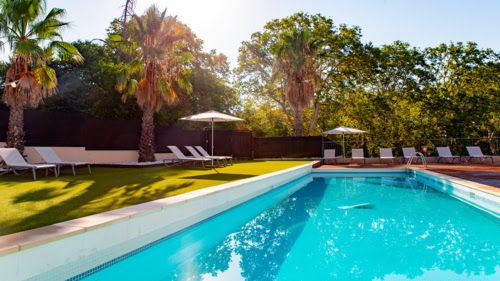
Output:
top-left (13, 187), bottom-right (66, 203)
top-left (3, 169), bottom-right (195, 235)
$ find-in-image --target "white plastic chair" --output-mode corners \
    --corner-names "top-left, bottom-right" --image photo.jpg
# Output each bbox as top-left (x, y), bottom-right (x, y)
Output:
top-left (0, 148), bottom-right (57, 180)
top-left (34, 147), bottom-right (91, 176)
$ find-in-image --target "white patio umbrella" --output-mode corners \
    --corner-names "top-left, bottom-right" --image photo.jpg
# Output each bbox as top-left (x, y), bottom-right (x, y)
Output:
top-left (322, 126), bottom-right (366, 158)
top-left (180, 110), bottom-right (243, 166)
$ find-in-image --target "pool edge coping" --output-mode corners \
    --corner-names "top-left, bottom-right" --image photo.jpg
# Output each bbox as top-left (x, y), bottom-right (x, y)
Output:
top-left (0, 161), bottom-right (317, 257)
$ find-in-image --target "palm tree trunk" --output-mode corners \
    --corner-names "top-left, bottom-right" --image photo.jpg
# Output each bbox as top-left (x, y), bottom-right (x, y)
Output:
top-left (294, 107), bottom-right (303, 136)
top-left (6, 105), bottom-right (25, 153)
top-left (138, 107), bottom-right (156, 162)
top-left (307, 102), bottom-right (320, 136)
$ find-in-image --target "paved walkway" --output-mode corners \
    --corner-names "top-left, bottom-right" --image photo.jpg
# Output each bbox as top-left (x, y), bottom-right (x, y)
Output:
top-left (317, 163), bottom-right (500, 188)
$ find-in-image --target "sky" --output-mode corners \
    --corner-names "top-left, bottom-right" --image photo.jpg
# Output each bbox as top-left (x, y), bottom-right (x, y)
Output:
top-left (2, 0), bottom-right (500, 65)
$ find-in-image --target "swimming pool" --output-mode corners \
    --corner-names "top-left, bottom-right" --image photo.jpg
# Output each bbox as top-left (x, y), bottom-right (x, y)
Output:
top-left (74, 171), bottom-right (499, 281)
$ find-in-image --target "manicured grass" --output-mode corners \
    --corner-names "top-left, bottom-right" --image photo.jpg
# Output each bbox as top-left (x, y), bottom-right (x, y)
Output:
top-left (0, 160), bottom-right (310, 236)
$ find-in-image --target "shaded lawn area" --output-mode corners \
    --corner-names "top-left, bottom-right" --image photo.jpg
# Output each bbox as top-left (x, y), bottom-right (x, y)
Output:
top-left (0, 160), bottom-right (310, 236)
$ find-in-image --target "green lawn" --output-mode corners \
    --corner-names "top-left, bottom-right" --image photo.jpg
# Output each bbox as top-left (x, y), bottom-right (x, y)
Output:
top-left (0, 160), bottom-right (310, 236)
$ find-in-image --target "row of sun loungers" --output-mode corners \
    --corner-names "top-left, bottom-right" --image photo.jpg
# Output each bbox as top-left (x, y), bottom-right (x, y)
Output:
top-left (0, 145), bottom-right (232, 180)
top-left (325, 146), bottom-right (494, 164)
top-left (166, 146), bottom-right (232, 168)
top-left (0, 147), bottom-right (86, 180)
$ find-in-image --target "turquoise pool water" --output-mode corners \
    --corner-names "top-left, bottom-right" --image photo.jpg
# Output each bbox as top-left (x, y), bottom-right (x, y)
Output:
top-left (79, 172), bottom-right (499, 281)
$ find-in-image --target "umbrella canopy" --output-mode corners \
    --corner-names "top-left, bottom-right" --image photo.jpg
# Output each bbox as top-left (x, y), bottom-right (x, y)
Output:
top-left (180, 111), bottom-right (243, 166)
top-left (322, 126), bottom-right (365, 135)
top-left (180, 110), bottom-right (243, 122)
top-left (322, 126), bottom-right (366, 158)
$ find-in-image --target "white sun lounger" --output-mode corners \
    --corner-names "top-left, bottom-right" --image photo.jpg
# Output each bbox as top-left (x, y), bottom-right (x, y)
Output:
top-left (466, 146), bottom-right (494, 163)
top-left (167, 146), bottom-right (211, 168)
top-left (402, 147), bottom-right (417, 159)
top-left (324, 149), bottom-right (336, 159)
top-left (34, 147), bottom-right (91, 176)
top-left (185, 146), bottom-right (223, 167)
top-left (352, 149), bottom-right (365, 164)
top-left (195, 146), bottom-right (233, 165)
top-left (437, 147), bottom-right (461, 163)
top-left (0, 148), bottom-right (57, 180)
top-left (380, 148), bottom-right (395, 164)
top-left (323, 149), bottom-right (338, 163)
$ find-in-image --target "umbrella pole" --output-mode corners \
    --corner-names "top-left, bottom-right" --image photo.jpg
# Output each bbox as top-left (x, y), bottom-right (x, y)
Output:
top-left (342, 133), bottom-right (345, 158)
top-left (211, 119), bottom-right (214, 167)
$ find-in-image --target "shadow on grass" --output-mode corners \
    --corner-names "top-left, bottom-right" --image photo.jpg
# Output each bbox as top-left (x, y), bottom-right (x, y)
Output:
top-left (181, 173), bottom-right (258, 181)
top-left (121, 181), bottom-right (195, 203)
top-left (2, 169), bottom-right (195, 235)
top-left (1, 161), bottom-right (303, 235)
top-left (13, 188), bottom-right (65, 203)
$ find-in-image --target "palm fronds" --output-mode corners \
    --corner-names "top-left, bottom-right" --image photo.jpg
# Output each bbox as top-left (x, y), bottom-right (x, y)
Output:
top-left (114, 5), bottom-right (194, 112)
top-left (0, 0), bottom-right (83, 109)
top-left (271, 28), bottom-right (320, 135)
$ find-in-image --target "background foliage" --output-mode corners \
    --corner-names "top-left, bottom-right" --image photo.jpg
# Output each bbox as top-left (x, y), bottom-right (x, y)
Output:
top-left (236, 13), bottom-right (499, 154)
top-left (1, 12), bottom-right (498, 149)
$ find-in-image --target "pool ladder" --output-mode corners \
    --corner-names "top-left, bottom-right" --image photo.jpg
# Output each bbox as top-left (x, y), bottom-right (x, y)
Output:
top-left (406, 152), bottom-right (427, 169)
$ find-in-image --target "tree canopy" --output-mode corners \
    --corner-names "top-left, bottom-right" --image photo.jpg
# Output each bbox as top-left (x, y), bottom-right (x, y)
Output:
top-left (236, 12), bottom-right (499, 153)
top-left (2, 10), bottom-right (497, 153)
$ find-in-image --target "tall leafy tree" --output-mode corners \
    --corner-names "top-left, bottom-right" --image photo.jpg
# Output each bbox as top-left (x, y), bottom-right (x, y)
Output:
top-left (237, 13), bottom-right (368, 137)
top-left (0, 0), bottom-right (83, 151)
top-left (112, 6), bottom-right (194, 161)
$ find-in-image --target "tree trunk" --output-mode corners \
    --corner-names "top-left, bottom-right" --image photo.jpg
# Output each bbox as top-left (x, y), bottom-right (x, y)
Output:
top-left (294, 107), bottom-right (303, 136)
top-left (307, 102), bottom-right (320, 136)
top-left (138, 107), bottom-right (156, 162)
top-left (6, 105), bottom-right (25, 153)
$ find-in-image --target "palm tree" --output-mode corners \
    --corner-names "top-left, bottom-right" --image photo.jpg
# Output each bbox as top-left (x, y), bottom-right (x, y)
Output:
top-left (114, 6), bottom-right (193, 162)
top-left (0, 0), bottom-right (83, 152)
top-left (271, 29), bottom-right (319, 136)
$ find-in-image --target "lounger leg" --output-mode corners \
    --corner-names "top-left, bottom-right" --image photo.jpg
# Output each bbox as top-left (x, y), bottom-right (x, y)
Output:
top-left (72, 165), bottom-right (76, 176)
top-left (45, 168), bottom-right (48, 176)
top-left (88, 164), bottom-right (92, 175)
top-left (54, 167), bottom-right (58, 177)
top-left (32, 168), bottom-right (37, 181)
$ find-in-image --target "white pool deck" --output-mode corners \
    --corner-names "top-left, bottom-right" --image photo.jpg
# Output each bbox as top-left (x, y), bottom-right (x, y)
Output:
top-left (0, 164), bottom-right (499, 280)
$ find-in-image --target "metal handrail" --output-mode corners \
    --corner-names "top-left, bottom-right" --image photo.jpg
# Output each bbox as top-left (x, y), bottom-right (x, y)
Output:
top-left (406, 152), bottom-right (427, 168)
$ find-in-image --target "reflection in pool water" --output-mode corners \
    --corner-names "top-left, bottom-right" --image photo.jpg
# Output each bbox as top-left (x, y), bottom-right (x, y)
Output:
top-left (82, 174), bottom-right (500, 281)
